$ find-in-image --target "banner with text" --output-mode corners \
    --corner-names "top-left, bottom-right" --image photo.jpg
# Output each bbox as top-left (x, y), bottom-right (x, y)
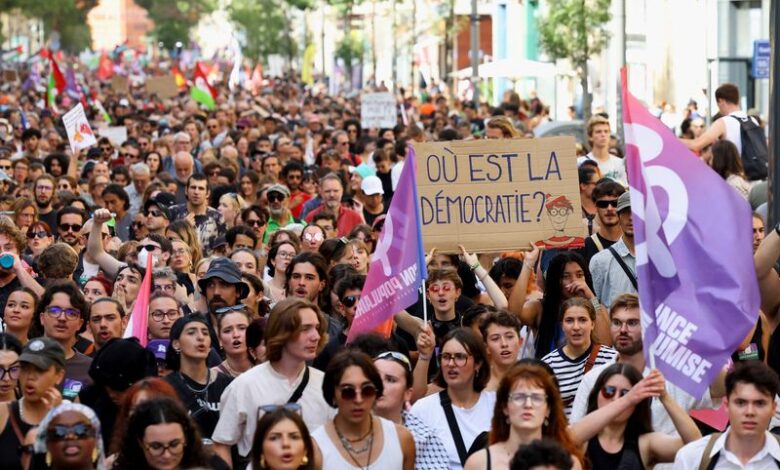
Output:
top-left (360, 92), bottom-right (397, 129)
top-left (414, 137), bottom-right (584, 253)
top-left (63, 103), bottom-right (97, 154)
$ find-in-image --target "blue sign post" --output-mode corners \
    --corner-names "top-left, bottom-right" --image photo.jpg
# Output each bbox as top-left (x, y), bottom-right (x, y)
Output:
top-left (753, 39), bottom-right (771, 79)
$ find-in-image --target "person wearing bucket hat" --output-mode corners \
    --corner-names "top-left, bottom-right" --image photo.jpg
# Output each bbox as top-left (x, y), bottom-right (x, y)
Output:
top-left (163, 315), bottom-right (233, 439)
top-left (78, 337), bottom-right (158, 444)
top-left (589, 191), bottom-right (637, 310)
top-left (0, 337), bottom-right (66, 470)
top-left (198, 257), bottom-right (249, 325)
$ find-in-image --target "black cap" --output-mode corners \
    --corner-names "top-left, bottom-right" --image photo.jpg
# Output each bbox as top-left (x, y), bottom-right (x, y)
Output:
top-left (19, 337), bottom-right (66, 370)
top-left (89, 338), bottom-right (158, 391)
top-left (144, 192), bottom-right (176, 220)
top-left (197, 257), bottom-right (249, 299)
top-left (169, 314), bottom-right (212, 341)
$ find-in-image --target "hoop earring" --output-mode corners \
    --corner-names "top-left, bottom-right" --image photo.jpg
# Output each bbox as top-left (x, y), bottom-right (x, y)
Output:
top-left (46, 452), bottom-right (52, 466)
top-left (92, 447), bottom-right (98, 463)
top-left (301, 454), bottom-right (309, 465)
top-left (259, 455), bottom-right (266, 469)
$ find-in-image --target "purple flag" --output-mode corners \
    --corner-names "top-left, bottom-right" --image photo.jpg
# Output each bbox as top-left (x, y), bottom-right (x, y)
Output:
top-left (622, 71), bottom-right (758, 398)
top-left (65, 64), bottom-right (80, 99)
top-left (347, 146), bottom-right (428, 343)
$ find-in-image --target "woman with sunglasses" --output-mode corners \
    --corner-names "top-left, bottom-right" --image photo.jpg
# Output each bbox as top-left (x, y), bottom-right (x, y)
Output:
top-left (0, 334), bottom-right (22, 402)
top-left (3, 287), bottom-right (38, 345)
top-left (167, 220), bottom-right (203, 268)
top-left (571, 364), bottom-right (701, 469)
top-left (411, 328), bottom-right (493, 470)
top-left (301, 224), bottom-right (327, 253)
top-left (113, 397), bottom-right (210, 470)
top-left (251, 406), bottom-right (317, 470)
top-left (32, 402), bottom-right (104, 470)
top-left (240, 206), bottom-right (269, 251)
top-left (266, 240), bottom-right (299, 304)
top-left (313, 350), bottom-right (415, 470)
top-left (374, 350), bottom-right (450, 469)
top-left (26, 221), bottom-right (54, 263)
top-left (541, 297), bottom-right (617, 417)
top-left (164, 315), bottom-right (232, 439)
top-left (211, 307), bottom-right (252, 378)
top-left (464, 361), bottom-right (585, 470)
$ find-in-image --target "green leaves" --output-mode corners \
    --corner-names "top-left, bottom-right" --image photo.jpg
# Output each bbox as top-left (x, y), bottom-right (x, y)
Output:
top-left (537, 0), bottom-right (612, 67)
top-left (139, 0), bottom-right (216, 47)
top-left (229, 0), bottom-right (297, 62)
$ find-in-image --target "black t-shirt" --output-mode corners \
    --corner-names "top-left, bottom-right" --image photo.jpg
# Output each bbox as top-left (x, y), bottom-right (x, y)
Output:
top-left (39, 210), bottom-right (58, 236)
top-left (363, 207), bottom-right (387, 228)
top-left (580, 233), bottom-right (618, 266)
top-left (0, 276), bottom-right (22, 317)
top-left (165, 371), bottom-right (232, 438)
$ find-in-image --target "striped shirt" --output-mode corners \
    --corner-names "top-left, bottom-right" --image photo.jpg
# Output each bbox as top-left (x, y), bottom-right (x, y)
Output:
top-left (541, 343), bottom-right (618, 417)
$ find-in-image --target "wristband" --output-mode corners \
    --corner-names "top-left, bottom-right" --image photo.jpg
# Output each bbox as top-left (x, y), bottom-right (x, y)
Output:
top-left (590, 297), bottom-right (601, 311)
top-left (418, 354), bottom-right (431, 362)
top-left (469, 261), bottom-right (480, 271)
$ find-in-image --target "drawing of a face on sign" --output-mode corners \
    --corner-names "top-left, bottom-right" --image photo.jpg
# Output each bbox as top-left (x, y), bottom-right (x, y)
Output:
top-left (533, 194), bottom-right (585, 249)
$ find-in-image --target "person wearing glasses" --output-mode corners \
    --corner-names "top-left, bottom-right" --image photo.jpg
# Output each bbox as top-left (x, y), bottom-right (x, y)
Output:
top-left (0, 337), bottom-right (65, 470)
top-left (147, 292), bottom-right (183, 341)
top-left (313, 273), bottom-right (366, 371)
top-left (56, 207), bottom-right (86, 251)
top-left (313, 350), bottom-right (415, 470)
top-left (32, 402), bottom-right (104, 470)
top-left (143, 193), bottom-right (176, 237)
top-left (212, 298), bottom-right (331, 469)
top-left (373, 350), bottom-right (450, 469)
top-left (301, 224), bottom-right (326, 253)
top-left (164, 315), bottom-right (232, 439)
top-left (24, 221), bottom-right (53, 267)
top-left (410, 328), bottom-right (493, 470)
top-left (579, 179), bottom-right (625, 266)
top-left (266, 240), bottom-right (299, 304)
top-left (0, 219), bottom-right (44, 314)
top-left (464, 362), bottom-right (585, 470)
top-left (239, 206), bottom-right (269, 251)
top-left (573, 364), bottom-right (701, 469)
top-left (113, 397), bottom-right (211, 470)
top-left (211, 305), bottom-right (252, 378)
top-left (0, 333), bottom-right (22, 402)
top-left (264, 184), bottom-right (299, 244)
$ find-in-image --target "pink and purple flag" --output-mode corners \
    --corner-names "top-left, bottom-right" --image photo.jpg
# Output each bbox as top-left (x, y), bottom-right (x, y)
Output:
top-left (347, 147), bottom-right (428, 343)
top-left (123, 252), bottom-right (153, 346)
top-left (621, 69), bottom-right (758, 398)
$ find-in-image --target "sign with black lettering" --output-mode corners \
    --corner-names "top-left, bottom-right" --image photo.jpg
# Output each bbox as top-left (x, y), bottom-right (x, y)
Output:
top-left (361, 92), bottom-right (397, 129)
top-left (414, 137), bottom-right (584, 253)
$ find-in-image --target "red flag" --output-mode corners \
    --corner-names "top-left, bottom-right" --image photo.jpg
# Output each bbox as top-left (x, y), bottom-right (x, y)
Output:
top-left (194, 62), bottom-right (217, 99)
top-left (49, 54), bottom-right (66, 94)
top-left (97, 52), bottom-right (113, 81)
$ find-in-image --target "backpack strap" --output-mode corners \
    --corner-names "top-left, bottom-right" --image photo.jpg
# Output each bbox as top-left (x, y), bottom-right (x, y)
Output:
top-left (584, 344), bottom-right (602, 375)
top-left (698, 433), bottom-right (722, 470)
top-left (287, 366), bottom-right (309, 404)
top-left (439, 390), bottom-right (468, 466)
top-left (590, 233), bottom-right (604, 252)
top-left (608, 246), bottom-right (638, 290)
top-left (7, 402), bottom-right (30, 470)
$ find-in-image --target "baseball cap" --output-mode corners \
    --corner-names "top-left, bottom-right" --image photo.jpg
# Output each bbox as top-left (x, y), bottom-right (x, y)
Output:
top-left (118, 98), bottom-right (130, 107)
top-left (198, 257), bottom-right (249, 299)
top-left (146, 339), bottom-right (169, 361)
top-left (361, 175), bottom-right (384, 196)
top-left (144, 192), bottom-right (176, 219)
top-left (616, 191), bottom-right (631, 213)
top-left (89, 338), bottom-right (158, 391)
top-left (19, 337), bottom-right (66, 370)
top-left (349, 163), bottom-right (376, 180)
top-left (266, 183), bottom-right (291, 198)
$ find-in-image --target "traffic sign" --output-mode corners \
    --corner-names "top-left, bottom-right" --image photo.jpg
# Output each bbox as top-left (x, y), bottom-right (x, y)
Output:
top-left (753, 39), bottom-right (770, 79)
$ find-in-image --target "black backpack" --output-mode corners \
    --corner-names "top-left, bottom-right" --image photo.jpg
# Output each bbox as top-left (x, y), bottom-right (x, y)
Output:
top-left (730, 115), bottom-right (769, 181)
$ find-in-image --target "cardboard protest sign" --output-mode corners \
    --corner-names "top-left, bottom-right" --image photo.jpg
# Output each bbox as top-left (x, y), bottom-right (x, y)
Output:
top-left (2, 70), bottom-right (18, 83)
top-left (414, 137), bottom-right (584, 253)
top-left (62, 103), bottom-right (97, 153)
top-left (110, 75), bottom-right (129, 93)
top-left (146, 75), bottom-right (179, 99)
top-left (360, 92), bottom-right (396, 129)
top-left (98, 126), bottom-right (127, 145)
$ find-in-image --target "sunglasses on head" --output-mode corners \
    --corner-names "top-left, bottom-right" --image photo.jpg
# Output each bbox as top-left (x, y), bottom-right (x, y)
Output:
top-left (340, 295), bottom-right (360, 308)
top-left (375, 351), bottom-right (412, 371)
top-left (46, 423), bottom-right (95, 441)
top-left (267, 192), bottom-right (285, 202)
top-left (59, 223), bottom-right (82, 233)
top-left (215, 305), bottom-right (247, 315)
top-left (257, 403), bottom-right (302, 418)
top-left (27, 230), bottom-right (49, 239)
top-left (338, 383), bottom-right (377, 401)
top-left (601, 385), bottom-right (630, 400)
top-left (595, 199), bottom-right (618, 209)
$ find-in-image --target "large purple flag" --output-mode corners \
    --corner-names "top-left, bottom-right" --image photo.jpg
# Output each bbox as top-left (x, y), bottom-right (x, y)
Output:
top-left (622, 71), bottom-right (758, 398)
top-left (347, 146), bottom-right (428, 343)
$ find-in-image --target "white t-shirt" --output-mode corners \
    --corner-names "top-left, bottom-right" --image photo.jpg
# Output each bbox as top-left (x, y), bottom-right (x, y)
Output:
top-left (577, 153), bottom-right (627, 186)
top-left (674, 429), bottom-right (780, 469)
top-left (569, 360), bottom-right (716, 435)
top-left (410, 391), bottom-right (496, 470)
top-left (723, 111), bottom-right (748, 154)
top-left (211, 362), bottom-right (334, 456)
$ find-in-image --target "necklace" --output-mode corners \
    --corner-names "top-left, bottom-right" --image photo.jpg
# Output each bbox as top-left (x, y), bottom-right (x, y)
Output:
top-left (179, 370), bottom-right (211, 395)
top-left (18, 397), bottom-right (26, 423)
top-left (335, 414), bottom-right (375, 467)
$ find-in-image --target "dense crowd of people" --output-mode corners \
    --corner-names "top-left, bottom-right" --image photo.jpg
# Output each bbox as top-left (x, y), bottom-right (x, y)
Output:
top-left (0, 59), bottom-right (776, 470)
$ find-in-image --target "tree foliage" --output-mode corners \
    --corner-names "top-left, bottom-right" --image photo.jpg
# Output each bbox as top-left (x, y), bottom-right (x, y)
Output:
top-left (537, 0), bottom-right (611, 118)
top-left (229, 0), bottom-right (312, 63)
top-left (0, 0), bottom-right (98, 52)
top-left (135, 0), bottom-right (216, 49)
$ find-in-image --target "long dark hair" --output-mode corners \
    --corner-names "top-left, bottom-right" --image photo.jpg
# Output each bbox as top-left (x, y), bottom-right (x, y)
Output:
top-left (114, 397), bottom-right (208, 469)
top-left (586, 363), bottom-right (652, 437)
top-left (251, 408), bottom-right (316, 470)
top-left (711, 139), bottom-right (745, 179)
top-left (536, 251), bottom-right (593, 359)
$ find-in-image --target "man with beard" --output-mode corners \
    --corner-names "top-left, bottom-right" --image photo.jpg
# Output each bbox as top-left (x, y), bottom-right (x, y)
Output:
top-left (304, 173), bottom-right (363, 236)
top-left (56, 207), bottom-right (87, 251)
top-left (281, 161), bottom-right (311, 218)
top-left (589, 191), bottom-right (636, 309)
top-left (580, 179), bottom-right (625, 265)
top-left (264, 184), bottom-right (298, 244)
top-left (197, 257), bottom-right (249, 328)
top-left (570, 294), bottom-right (725, 437)
top-left (169, 173), bottom-right (222, 252)
top-left (35, 174), bottom-right (58, 231)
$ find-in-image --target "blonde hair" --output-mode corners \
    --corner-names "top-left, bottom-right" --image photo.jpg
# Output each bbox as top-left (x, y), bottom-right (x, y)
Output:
top-left (486, 116), bottom-right (521, 138)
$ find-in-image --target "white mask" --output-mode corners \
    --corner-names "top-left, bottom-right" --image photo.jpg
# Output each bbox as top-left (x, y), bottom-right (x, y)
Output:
top-left (138, 248), bottom-right (159, 269)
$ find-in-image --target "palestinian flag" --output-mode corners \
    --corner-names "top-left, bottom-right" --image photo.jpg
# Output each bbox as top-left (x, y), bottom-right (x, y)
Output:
top-left (47, 53), bottom-right (66, 108)
top-left (1, 45), bottom-right (22, 62)
top-left (191, 62), bottom-right (216, 110)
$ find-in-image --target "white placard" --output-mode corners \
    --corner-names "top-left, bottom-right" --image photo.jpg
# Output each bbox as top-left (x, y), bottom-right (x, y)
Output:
top-left (98, 126), bottom-right (128, 145)
top-left (361, 92), bottom-right (397, 129)
top-left (62, 103), bottom-right (97, 153)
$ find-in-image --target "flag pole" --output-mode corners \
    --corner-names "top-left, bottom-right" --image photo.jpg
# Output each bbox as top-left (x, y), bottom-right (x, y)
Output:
top-left (422, 279), bottom-right (428, 325)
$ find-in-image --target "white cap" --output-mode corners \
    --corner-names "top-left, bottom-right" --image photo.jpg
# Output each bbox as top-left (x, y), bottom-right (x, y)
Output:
top-left (361, 175), bottom-right (384, 195)
top-left (118, 98), bottom-right (130, 107)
